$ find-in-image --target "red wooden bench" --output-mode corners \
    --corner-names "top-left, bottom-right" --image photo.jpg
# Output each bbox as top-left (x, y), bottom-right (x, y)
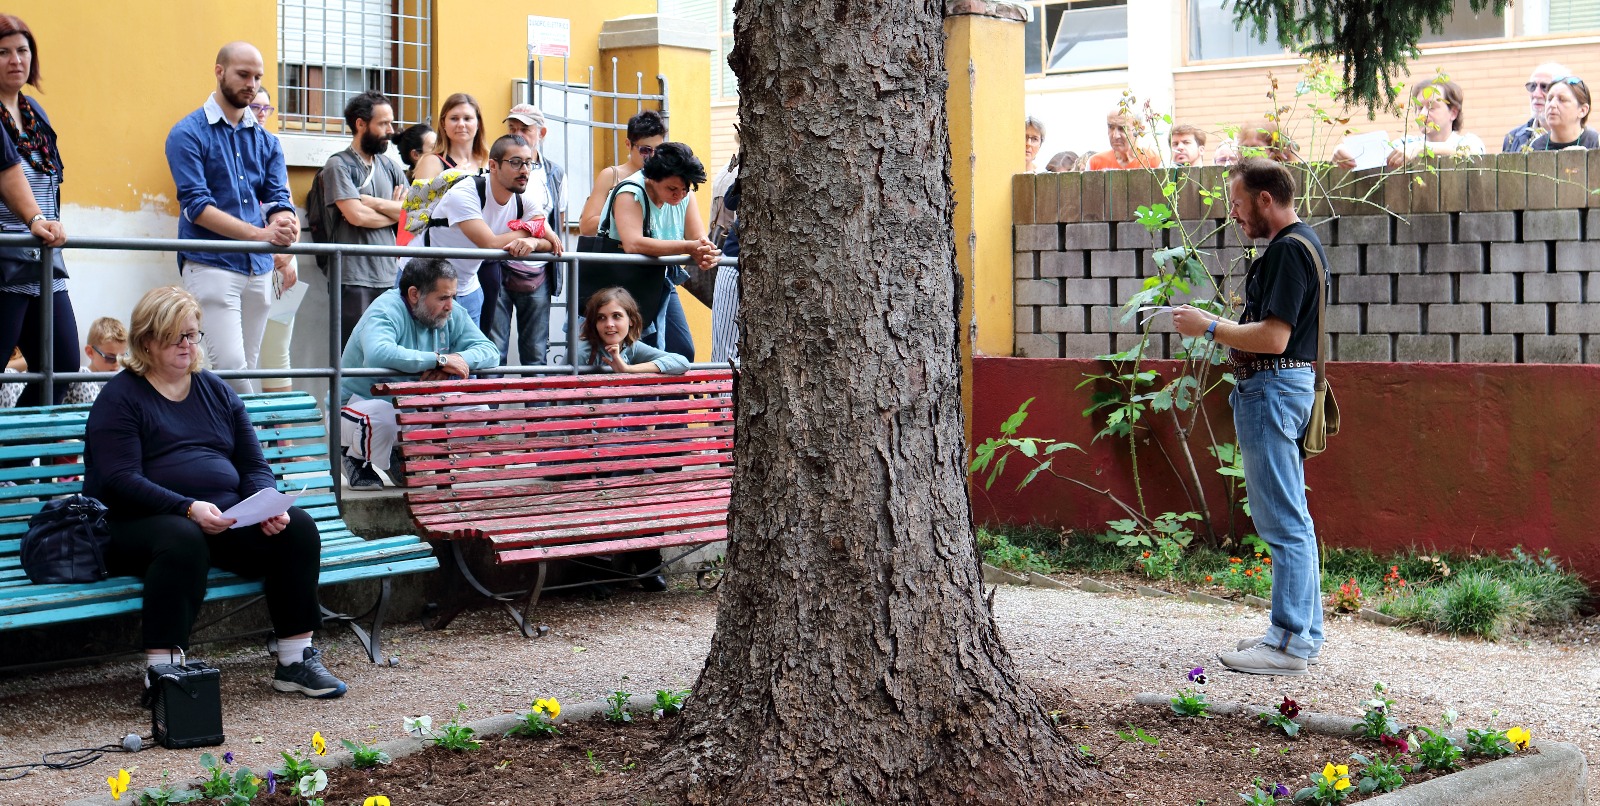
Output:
top-left (373, 369), bottom-right (733, 636)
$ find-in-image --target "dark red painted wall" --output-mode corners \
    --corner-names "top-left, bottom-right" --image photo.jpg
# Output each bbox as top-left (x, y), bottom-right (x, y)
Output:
top-left (970, 358), bottom-right (1600, 580)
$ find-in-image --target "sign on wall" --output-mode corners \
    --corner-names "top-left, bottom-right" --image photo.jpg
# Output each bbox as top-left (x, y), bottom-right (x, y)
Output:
top-left (528, 16), bottom-right (571, 59)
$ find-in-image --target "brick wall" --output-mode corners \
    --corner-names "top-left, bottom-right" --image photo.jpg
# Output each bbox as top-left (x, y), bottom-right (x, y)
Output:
top-left (1012, 153), bottom-right (1600, 363)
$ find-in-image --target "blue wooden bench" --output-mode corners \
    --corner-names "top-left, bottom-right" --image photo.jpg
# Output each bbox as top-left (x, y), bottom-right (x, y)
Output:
top-left (0, 391), bottom-right (438, 666)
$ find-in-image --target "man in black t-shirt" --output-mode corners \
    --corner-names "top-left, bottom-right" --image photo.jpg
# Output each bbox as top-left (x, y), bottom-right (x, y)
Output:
top-left (1174, 158), bottom-right (1325, 676)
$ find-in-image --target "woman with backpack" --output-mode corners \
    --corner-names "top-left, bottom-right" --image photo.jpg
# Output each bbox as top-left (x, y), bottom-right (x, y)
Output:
top-left (578, 110), bottom-right (667, 236)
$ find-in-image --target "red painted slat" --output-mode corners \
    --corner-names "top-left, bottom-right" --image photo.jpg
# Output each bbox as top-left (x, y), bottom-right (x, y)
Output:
top-left (416, 482), bottom-right (730, 524)
top-left (399, 425), bottom-right (735, 457)
top-left (376, 369), bottom-right (732, 398)
top-left (404, 466), bottom-right (733, 507)
top-left (487, 511), bottom-right (727, 549)
top-left (395, 396), bottom-right (730, 427)
top-left (449, 495), bottom-right (729, 535)
top-left (405, 437), bottom-right (734, 473)
top-left (400, 410), bottom-right (731, 442)
top-left (407, 453), bottom-right (731, 487)
top-left (392, 379), bottom-right (731, 408)
top-left (494, 528), bottom-right (727, 564)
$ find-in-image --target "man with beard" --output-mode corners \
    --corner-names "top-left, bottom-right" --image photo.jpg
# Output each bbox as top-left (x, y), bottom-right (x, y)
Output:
top-left (338, 257), bottom-right (499, 490)
top-left (1172, 158), bottom-right (1329, 676)
top-left (321, 90), bottom-right (407, 342)
top-left (165, 41), bottom-right (298, 394)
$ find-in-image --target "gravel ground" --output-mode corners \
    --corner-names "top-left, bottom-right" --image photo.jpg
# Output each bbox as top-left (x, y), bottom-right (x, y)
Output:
top-left (3, 580), bottom-right (1597, 803)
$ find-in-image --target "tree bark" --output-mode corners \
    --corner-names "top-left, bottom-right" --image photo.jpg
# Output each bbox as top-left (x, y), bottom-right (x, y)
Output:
top-left (651, 2), bottom-right (1092, 802)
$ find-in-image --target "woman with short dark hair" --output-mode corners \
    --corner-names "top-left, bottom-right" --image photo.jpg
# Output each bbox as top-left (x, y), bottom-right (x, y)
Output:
top-left (85, 286), bottom-right (345, 699)
top-left (597, 141), bottom-right (721, 361)
top-left (579, 109), bottom-right (668, 236)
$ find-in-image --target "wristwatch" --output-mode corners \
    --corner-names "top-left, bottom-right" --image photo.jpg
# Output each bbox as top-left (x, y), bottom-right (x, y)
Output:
top-left (1204, 321), bottom-right (1218, 341)
top-left (436, 353), bottom-right (448, 368)
top-left (25, 213), bottom-right (45, 228)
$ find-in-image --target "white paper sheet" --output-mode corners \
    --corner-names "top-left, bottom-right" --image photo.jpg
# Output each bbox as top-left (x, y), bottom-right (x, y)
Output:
top-left (221, 486), bottom-right (304, 529)
top-left (1342, 131), bottom-right (1392, 171)
top-left (1137, 305), bottom-right (1176, 326)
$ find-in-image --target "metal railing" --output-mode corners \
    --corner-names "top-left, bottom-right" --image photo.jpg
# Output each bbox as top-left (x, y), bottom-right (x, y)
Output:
top-left (0, 233), bottom-right (736, 503)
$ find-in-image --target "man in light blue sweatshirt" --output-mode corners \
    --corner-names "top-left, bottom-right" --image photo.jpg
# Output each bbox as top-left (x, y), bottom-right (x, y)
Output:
top-left (339, 257), bottom-right (499, 490)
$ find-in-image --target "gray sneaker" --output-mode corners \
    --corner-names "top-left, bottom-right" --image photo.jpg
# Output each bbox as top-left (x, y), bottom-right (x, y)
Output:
top-left (272, 647), bottom-right (348, 699)
top-left (1219, 642), bottom-right (1309, 676)
top-left (1237, 636), bottom-right (1320, 665)
top-left (343, 453), bottom-right (383, 491)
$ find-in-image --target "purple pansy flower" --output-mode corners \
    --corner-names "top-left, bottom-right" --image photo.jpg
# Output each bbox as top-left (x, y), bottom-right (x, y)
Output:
top-left (1273, 782), bottom-right (1291, 797)
top-left (1186, 666), bottom-right (1207, 685)
top-left (222, 751), bottom-right (234, 764)
top-left (265, 770), bottom-right (277, 794)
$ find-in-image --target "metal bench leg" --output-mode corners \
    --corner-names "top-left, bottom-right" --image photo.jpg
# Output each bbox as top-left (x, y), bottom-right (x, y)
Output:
top-left (435, 541), bottom-right (549, 639)
top-left (515, 562), bottom-right (551, 639)
top-left (322, 576), bottom-right (393, 665)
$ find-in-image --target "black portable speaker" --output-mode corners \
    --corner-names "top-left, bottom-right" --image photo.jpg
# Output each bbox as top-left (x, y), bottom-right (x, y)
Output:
top-left (147, 660), bottom-right (225, 749)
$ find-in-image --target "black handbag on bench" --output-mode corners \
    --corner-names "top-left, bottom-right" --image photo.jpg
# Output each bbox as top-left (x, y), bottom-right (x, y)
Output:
top-left (20, 495), bottom-right (111, 584)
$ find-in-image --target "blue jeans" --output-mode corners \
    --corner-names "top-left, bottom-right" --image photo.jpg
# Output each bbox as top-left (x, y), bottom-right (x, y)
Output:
top-left (1231, 366), bottom-right (1323, 659)
top-left (491, 282), bottom-right (552, 365)
top-left (641, 286), bottom-right (694, 362)
top-left (455, 285), bottom-right (484, 326)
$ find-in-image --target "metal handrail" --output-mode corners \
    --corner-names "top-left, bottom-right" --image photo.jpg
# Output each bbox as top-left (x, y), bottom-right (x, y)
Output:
top-left (2, 232), bottom-right (736, 503)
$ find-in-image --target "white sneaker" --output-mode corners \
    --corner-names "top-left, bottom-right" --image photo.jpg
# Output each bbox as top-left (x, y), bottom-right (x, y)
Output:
top-left (1219, 643), bottom-right (1309, 676)
top-left (1237, 636), bottom-right (1320, 665)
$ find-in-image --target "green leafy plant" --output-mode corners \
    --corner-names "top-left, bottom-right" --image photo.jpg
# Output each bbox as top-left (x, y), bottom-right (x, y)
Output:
top-left (1411, 726), bottom-right (1463, 771)
top-left (1352, 682), bottom-right (1405, 741)
top-left (1224, 553), bottom-right (1273, 598)
top-left (428, 703), bottom-right (481, 751)
top-left (1438, 573), bottom-right (1520, 640)
top-left (195, 752), bottom-right (264, 805)
top-left (275, 748), bottom-right (319, 791)
top-left (653, 688), bottom-right (690, 719)
top-left (1350, 751), bottom-right (1406, 794)
top-left (585, 748), bottom-right (606, 775)
top-left (1169, 687), bottom-right (1210, 718)
top-left (1116, 722), bottom-right (1160, 747)
top-left (1464, 727), bottom-right (1516, 759)
top-left (976, 528), bottom-right (1053, 574)
top-left (1293, 761), bottom-right (1353, 805)
top-left (134, 770), bottom-right (201, 805)
top-left (508, 697), bottom-right (563, 738)
top-left (604, 676), bottom-right (634, 724)
top-left (1257, 696), bottom-right (1301, 738)
top-left (340, 738), bottom-right (392, 768)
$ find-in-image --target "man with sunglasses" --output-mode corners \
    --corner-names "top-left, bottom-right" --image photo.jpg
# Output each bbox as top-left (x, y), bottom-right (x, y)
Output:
top-left (1504, 62), bottom-right (1570, 153)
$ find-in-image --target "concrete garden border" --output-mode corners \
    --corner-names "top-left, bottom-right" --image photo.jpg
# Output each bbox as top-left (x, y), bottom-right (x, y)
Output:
top-left (1132, 692), bottom-right (1589, 806)
top-left (64, 693), bottom-right (662, 806)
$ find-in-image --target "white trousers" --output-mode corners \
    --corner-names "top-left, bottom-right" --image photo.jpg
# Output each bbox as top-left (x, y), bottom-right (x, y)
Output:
top-left (341, 395), bottom-right (399, 471)
top-left (181, 261), bottom-right (272, 395)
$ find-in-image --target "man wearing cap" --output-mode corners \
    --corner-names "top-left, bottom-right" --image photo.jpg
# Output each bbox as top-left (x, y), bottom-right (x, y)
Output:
top-left (490, 103), bottom-right (567, 365)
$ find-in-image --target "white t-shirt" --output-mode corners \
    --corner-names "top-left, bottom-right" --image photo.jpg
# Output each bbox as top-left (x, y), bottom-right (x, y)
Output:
top-left (1394, 132), bottom-right (1486, 159)
top-left (422, 176), bottom-right (550, 296)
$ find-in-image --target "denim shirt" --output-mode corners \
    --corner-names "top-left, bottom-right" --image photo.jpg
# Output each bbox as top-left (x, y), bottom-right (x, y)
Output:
top-left (164, 95), bottom-right (294, 275)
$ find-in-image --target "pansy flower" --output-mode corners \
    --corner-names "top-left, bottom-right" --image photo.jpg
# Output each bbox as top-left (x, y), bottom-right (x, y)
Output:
top-left (1379, 734), bottom-right (1410, 754)
top-left (1507, 726), bottom-right (1530, 750)
top-left (1322, 762), bottom-right (1351, 791)
top-left (1278, 696), bottom-right (1299, 719)
top-left (311, 730), bottom-right (327, 755)
top-left (1187, 666), bottom-right (1207, 685)
top-left (107, 768), bottom-right (131, 800)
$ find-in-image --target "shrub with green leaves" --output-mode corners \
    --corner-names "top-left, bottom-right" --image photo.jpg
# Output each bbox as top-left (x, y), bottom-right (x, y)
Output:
top-left (1351, 751), bottom-right (1406, 794)
top-left (1411, 726), bottom-right (1463, 771)
top-left (1169, 687), bottom-right (1209, 718)
top-left (977, 528), bottom-right (1053, 574)
top-left (653, 688), bottom-right (690, 719)
top-left (1464, 727), bottom-right (1516, 758)
top-left (340, 738), bottom-right (392, 768)
top-left (1438, 573), bottom-right (1521, 640)
top-left (605, 677), bottom-right (634, 724)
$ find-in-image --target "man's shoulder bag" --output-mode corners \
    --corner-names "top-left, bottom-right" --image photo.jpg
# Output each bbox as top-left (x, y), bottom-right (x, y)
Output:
top-left (20, 494), bottom-right (113, 584)
top-left (1284, 232), bottom-right (1340, 459)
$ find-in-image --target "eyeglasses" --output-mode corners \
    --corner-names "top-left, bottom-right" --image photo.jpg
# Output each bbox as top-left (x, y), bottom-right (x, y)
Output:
top-left (172, 331), bottom-right (204, 346)
top-left (636, 145), bottom-right (656, 157)
top-left (249, 103), bottom-right (275, 117)
top-left (499, 158), bottom-right (537, 172)
top-left (90, 344), bottom-right (117, 361)
top-left (1525, 81), bottom-right (1551, 93)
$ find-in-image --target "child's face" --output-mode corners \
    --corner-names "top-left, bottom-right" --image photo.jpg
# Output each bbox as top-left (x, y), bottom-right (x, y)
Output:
top-left (1170, 134), bottom-right (1202, 166)
top-left (88, 339), bottom-right (124, 372)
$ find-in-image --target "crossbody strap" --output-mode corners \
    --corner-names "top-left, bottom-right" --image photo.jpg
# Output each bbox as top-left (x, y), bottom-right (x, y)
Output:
top-left (600, 179), bottom-right (651, 240)
top-left (1283, 232), bottom-right (1328, 386)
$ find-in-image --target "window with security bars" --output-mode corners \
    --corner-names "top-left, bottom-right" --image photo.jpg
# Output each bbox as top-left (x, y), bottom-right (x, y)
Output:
top-left (277, 0), bottom-right (431, 136)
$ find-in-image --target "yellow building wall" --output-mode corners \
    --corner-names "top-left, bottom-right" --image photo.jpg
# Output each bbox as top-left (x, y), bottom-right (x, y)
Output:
top-left (1174, 41), bottom-right (1600, 160)
top-left (20, 0), bottom-right (277, 215)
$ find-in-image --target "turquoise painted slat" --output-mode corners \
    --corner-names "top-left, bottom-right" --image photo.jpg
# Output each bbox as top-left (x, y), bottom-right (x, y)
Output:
top-left (0, 463), bottom-right (84, 483)
top-left (0, 442), bottom-right (83, 461)
top-left (256, 425), bottom-right (327, 442)
top-left (0, 480), bottom-right (80, 500)
top-left (0, 556), bottom-right (439, 630)
top-left (261, 443), bottom-right (329, 461)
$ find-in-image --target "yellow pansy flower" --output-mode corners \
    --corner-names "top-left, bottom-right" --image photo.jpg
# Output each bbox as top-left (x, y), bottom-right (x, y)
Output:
top-left (1321, 762), bottom-right (1351, 790)
top-left (312, 730), bottom-right (327, 756)
top-left (1507, 726), bottom-right (1530, 750)
top-left (534, 697), bottom-right (562, 719)
top-left (363, 797), bottom-right (392, 806)
top-left (108, 768), bottom-right (131, 800)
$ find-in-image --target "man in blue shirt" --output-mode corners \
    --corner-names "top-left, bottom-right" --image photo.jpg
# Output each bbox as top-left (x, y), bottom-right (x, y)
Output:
top-left (165, 41), bottom-right (297, 394)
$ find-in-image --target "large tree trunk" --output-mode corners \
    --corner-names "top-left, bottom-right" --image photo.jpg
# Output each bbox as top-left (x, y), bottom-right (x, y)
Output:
top-left (652, 2), bottom-right (1091, 802)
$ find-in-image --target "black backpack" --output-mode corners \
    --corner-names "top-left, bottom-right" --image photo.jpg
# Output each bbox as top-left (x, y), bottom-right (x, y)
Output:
top-left (20, 495), bottom-right (112, 584)
top-left (306, 152), bottom-right (404, 271)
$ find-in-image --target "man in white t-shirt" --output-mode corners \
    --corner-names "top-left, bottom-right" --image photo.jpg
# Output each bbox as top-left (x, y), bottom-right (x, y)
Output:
top-left (413, 134), bottom-right (562, 323)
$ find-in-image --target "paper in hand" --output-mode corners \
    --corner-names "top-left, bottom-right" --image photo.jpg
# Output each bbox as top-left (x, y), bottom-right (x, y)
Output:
top-left (221, 486), bottom-right (304, 529)
top-left (1342, 131), bottom-right (1392, 171)
top-left (1137, 305), bottom-right (1176, 326)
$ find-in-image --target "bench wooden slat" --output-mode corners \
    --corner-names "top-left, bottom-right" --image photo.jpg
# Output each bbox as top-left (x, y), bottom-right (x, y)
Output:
top-left (495, 528), bottom-right (727, 565)
top-left (404, 466), bottom-right (734, 508)
top-left (409, 452), bottom-right (730, 487)
top-left (414, 479), bottom-right (730, 524)
top-left (395, 394), bottom-right (730, 427)
top-left (400, 425), bottom-right (734, 458)
top-left (459, 495), bottom-right (730, 538)
top-left (376, 370), bottom-right (733, 398)
top-left (391, 379), bottom-right (733, 410)
top-left (400, 410), bottom-right (731, 442)
top-left (404, 434), bottom-right (732, 474)
top-left (419, 488), bottom-right (728, 533)
top-left (487, 511), bottom-right (728, 548)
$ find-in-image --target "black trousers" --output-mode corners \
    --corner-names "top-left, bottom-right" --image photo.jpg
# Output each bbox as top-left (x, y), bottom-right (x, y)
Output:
top-left (0, 288), bottom-right (79, 406)
top-left (105, 506), bottom-right (323, 651)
